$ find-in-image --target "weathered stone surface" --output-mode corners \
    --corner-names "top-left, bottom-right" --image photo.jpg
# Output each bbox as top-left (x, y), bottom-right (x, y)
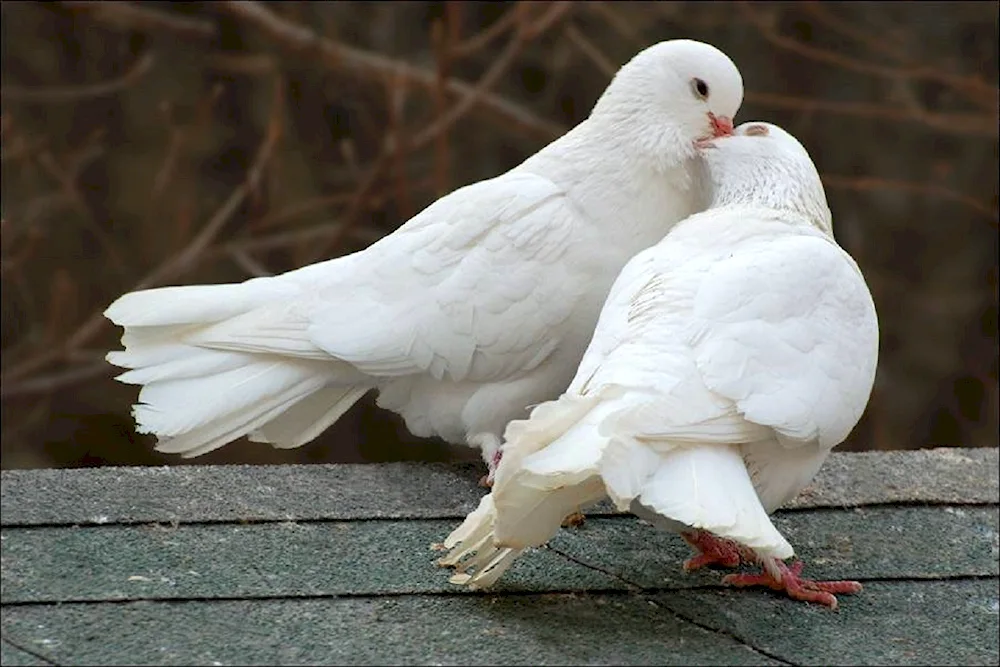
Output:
top-left (3, 447), bottom-right (995, 527)
top-left (0, 639), bottom-right (50, 667)
top-left (0, 520), bottom-right (623, 603)
top-left (0, 461), bottom-right (487, 526)
top-left (3, 507), bottom-right (996, 604)
top-left (653, 579), bottom-right (1000, 667)
top-left (0, 594), bottom-right (784, 666)
top-left (547, 505), bottom-right (999, 590)
top-left (1, 447), bottom-right (997, 665)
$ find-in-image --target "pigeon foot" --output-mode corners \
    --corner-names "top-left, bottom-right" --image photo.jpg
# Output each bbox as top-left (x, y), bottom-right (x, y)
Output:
top-left (479, 449), bottom-right (503, 488)
top-left (723, 559), bottom-right (862, 609)
top-left (681, 530), bottom-right (747, 571)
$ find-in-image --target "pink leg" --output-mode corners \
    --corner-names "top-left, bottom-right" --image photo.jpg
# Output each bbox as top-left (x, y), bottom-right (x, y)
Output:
top-left (723, 559), bottom-right (863, 609)
top-left (478, 449), bottom-right (503, 488)
top-left (680, 530), bottom-right (749, 572)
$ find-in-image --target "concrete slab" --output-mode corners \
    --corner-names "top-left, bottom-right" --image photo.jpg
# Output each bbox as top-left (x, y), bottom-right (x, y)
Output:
top-left (3, 508), bottom-right (996, 604)
top-left (0, 594), bottom-right (785, 666)
top-left (546, 506), bottom-right (999, 590)
top-left (1, 447), bottom-right (997, 665)
top-left (3, 448), bottom-right (995, 527)
top-left (653, 580), bottom-right (999, 666)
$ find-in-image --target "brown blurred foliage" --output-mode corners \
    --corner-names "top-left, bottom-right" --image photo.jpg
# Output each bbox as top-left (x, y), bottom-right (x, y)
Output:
top-left (1, 1), bottom-right (997, 470)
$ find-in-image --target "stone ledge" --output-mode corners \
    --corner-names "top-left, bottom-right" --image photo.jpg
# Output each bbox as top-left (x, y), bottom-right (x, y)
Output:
top-left (2, 447), bottom-right (996, 526)
top-left (1, 447), bottom-right (997, 666)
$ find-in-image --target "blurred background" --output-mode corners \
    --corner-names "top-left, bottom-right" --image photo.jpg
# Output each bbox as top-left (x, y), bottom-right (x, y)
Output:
top-left (1, 1), bottom-right (997, 470)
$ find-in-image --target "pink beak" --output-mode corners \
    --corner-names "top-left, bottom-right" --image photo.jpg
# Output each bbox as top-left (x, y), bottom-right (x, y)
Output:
top-left (708, 112), bottom-right (734, 138)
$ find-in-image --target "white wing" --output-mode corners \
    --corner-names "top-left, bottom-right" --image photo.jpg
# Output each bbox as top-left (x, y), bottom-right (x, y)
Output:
top-left (191, 172), bottom-right (587, 384)
top-left (689, 233), bottom-right (879, 449)
top-left (567, 233), bottom-right (766, 445)
top-left (571, 214), bottom-right (878, 450)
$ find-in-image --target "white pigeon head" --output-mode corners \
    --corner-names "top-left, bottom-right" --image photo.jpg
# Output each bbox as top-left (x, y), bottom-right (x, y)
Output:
top-left (590, 39), bottom-right (744, 170)
top-left (704, 121), bottom-right (834, 235)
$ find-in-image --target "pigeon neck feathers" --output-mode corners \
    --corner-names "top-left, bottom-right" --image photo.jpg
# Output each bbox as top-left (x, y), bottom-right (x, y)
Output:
top-left (586, 39), bottom-right (744, 175)
top-left (705, 123), bottom-right (834, 236)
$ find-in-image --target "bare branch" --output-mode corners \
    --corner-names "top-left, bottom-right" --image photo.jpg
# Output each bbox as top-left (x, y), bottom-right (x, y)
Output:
top-left (800, 2), bottom-right (999, 116)
top-left (821, 174), bottom-right (999, 225)
top-left (1, 53), bottom-right (155, 103)
top-left (586, 2), bottom-right (644, 48)
top-left (745, 91), bottom-right (999, 139)
top-left (385, 67), bottom-right (415, 221)
top-left (519, 1), bottom-right (574, 40)
top-left (228, 247), bottom-right (273, 278)
top-left (800, 1), bottom-right (911, 64)
top-left (0, 360), bottom-right (112, 399)
top-left (409, 19), bottom-right (538, 152)
top-left (34, 138), bottom-right (134, 282)
top-left (564, 24), bottom-right (617, 77)
top-left (450, 5), bottom-right (520, 58)
top-left (0, 77), bottom-right (285, 385)
top-left (217, 1), bottom-right (566, 142)
top-left (222, 224), bottom-right (383, 256)
top-left (250, 174), bottom-right (441, 235)
top-left (206, 53), bottom-right (279, 77)
top-left (140, 80), bottom-right (283, 288)
top-left (252, 194), bottom-right (353, 230)
top-left (61, 1), bottom-right (217, 40)
top-left (739, 2), bottom-right (999, 112)
top-left (430, 8), bottom-right (458, 196)
top-left (150, 107), bottom-right (187, 200)
top-left (303, 148), bottom-right (395, 265)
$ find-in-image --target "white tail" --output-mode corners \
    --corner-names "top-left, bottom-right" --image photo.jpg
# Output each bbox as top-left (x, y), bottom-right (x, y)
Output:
top-left (438, 495), bottom-right (525, 589)
top-left (629, 443), bottom-right (793, 560)
top-left (442, 386), bottom-right (793, 589)
top-left (105, 280), bottom-right (369, 457)
top-left (440, 393), bottom-right (613, 588)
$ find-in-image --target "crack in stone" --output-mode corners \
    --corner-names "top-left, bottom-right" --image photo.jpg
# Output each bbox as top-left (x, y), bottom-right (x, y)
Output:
top-left (543, 544), bottom-right (643, 591)
top-left (4, 500), bottom-right (995, 530)
top-left (544, 544), bottom-right (797, 666)
top-left (2, 633), bottom-right (61, 666)
top-left (645, 599), bottom-right (798, 667)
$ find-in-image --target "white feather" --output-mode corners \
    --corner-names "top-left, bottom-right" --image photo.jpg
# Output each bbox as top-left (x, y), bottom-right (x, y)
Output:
top-left (105, 40), bottom-right (745, 462)
top-left (443, 122), bottom-right (878, 588)
top-left (248, 386), bottom-right (369, 449)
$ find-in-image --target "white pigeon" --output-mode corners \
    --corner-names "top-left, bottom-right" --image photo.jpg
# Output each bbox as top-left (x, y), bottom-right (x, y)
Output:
top-left (440, 122), bottom-right (879, 609)
top-left (103, 40), bottom-right (744, 477)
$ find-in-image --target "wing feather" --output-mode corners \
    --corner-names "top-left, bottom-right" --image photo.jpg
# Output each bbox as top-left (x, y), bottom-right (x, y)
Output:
top-left (689, 234), bottom-right (879, 448)
top-left (306, 172), bottom-right (583, 382)
top-left (186, 172), bottom-right (586, 384)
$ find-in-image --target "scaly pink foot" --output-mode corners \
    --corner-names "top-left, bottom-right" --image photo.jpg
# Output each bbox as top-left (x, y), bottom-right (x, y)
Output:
top-left (723, 559), bottom-right (863, 609)
top-left (681, 530), bottom-right (750, 571)
top-left (478, 450), bottom-right (503, 488)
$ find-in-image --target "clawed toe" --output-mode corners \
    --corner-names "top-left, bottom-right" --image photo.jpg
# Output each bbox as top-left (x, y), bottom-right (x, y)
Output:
top-left (681, 530), bottom-right (745, 572)
top-left (722, 558), bottom-right (862, 609)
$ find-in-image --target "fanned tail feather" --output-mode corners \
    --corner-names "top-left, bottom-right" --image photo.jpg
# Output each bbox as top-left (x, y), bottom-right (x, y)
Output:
top-left (443, 386), bottom-right (795, 590)
top-left (248, 386), bottom-right (369, 449)
top-left (607, 439), bottom-right (794, 561)
top-left (438, 495), bottom-right (525, 589)
top-left (104, 280), bottom-right (297, 327)
top-left (440, 393), bottom-right (614, 589)
top-left (105, 280), bottom-right (368, 457)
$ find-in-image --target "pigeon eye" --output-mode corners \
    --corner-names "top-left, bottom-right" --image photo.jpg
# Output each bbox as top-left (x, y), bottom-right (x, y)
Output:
top-left (692, 78), bottom-right (709, 100)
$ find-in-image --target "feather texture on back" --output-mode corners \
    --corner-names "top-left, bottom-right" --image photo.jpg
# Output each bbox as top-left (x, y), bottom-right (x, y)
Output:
top-left (442, 122), bottom-right (878, 589)
top-left (104, 40), bottom-right (746, 463)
